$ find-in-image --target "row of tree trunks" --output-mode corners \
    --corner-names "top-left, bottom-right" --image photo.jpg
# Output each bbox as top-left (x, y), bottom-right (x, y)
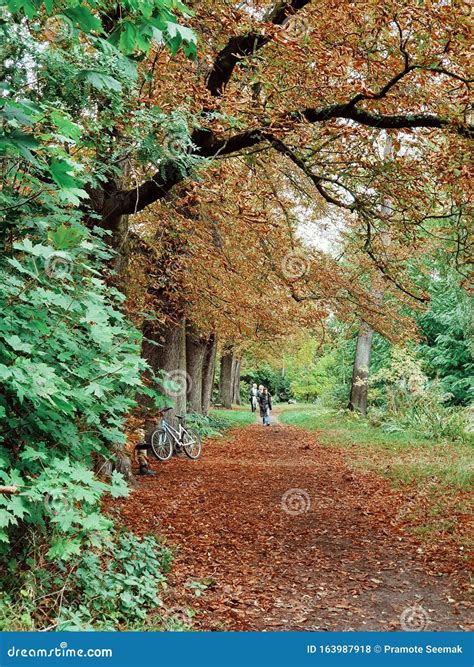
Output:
top-left (184, 325), bottom-right (218, 415)
top-left (141, 315), bottom-right (218, 423)
top-left (133, 218), bottom-right (216, 420)
top-left (218, 348), bottom-right (241, 408)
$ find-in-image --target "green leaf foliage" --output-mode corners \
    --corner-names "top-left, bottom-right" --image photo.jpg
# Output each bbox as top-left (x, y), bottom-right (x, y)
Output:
top-left (417, 270), bottom-right (473, 405)
top-left (0, 0), bottom-right (195, 628)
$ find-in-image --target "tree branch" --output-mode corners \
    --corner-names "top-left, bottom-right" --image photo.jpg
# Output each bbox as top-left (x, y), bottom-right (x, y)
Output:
top-left (263, 133), bottom-right (358, 210)
top-left (300, 103), bottom-right (462, 133)
top-left (413, 65), bottom-right (473, 85)
top-left (102, 103), bottom-right (472, 224)
top-left (206, 0), bottom-right (312, 96)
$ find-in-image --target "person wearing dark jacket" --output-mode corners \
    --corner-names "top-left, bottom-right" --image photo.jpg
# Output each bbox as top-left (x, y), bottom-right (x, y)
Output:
top-left (258, 387), bottom-right (272, 426)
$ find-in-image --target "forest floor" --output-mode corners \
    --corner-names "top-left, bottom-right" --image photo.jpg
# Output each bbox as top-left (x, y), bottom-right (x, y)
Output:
top-left (114, 415), bottom-right (473, 632)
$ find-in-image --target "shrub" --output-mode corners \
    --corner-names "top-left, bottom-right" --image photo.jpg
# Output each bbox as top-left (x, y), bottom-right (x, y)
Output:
top-left (190, 409), bottom-right (259, 436)
top-left (0, 229), bottom-right (152, 557)
top-left (370, 348), bottom-right (471, 444)
top-left (186, 412), bottom-right (225, 437)
top-left (0, 531), bottom-right (173, 631)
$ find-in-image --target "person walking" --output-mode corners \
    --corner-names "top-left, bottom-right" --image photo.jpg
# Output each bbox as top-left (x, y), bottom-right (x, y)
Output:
top-left (249, 383), bottom-right (258, 412)
top-left (258, 387), bottom-right (272, 426)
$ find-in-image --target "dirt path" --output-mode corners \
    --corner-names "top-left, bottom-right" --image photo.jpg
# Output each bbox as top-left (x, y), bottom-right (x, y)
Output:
top-left (115, 422), bottom-right (472, 631)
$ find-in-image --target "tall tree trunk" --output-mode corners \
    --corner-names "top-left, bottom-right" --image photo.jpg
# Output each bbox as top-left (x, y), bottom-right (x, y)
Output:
top-left (219, 350), bottom-right (234, 408)
top-left (231, 356), bottom-right (238, 404)
top-left (137, 222), bottom-right (190, 429)
top-left (348, 321), bottom-right (374, 416)
top-left (202, 333), bottom-right (217, 415)
top-left (111, 213), bottom-right (131, 279)
top-left (232, 357), bottom-right (241, 405)
top-left (185, 322), bottom-right (207, 413)
top-left (349, 135), bottom-right (394, 416)
top-left (141, 313), bottom-right (186, 428)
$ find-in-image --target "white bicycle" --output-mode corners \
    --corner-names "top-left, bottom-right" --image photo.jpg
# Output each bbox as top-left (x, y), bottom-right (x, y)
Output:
top-left (150, 407), bottom-right (202, 461)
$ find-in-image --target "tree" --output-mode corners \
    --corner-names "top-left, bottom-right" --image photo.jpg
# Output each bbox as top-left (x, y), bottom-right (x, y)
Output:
top-left (85, 0), bottom-right (472, 270)
top-left (201, 333), bottom-right (218, 415)
top-left (185, 323), bottom-right (208, 413)
top-left (7, 0), bottom-right (471, 410)
top-left (418, 267), bottom-right (474, 405)
top-left (349, 135), bottom-right (394, 414)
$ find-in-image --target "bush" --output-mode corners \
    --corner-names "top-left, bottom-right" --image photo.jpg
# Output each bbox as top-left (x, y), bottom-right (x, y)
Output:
top-left (187, 409), bottom-right (258, 435)
top-left (0, 229), bottom-right (148, 558)
top-left (0, 225), bottom-right (166, 627)
top-left (370, 348), bottom-right (471, 444)
top-left (367, 406), bottom-right (387, 427)
top-left (186, 411), bottom-right (231, 437)
top-left (0, 531), bottom-right (173, 631)
top-left (382, 391), bottom-right (470, 444)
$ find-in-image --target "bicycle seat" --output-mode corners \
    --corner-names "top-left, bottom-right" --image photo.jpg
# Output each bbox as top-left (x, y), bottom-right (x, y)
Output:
top-left (160, 407), bottom-right (173, 413)
top-left (175, 415), bottom-right (185, 420)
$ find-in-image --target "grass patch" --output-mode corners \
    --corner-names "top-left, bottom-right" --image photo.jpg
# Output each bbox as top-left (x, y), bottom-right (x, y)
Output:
top-left (186, 406), bottom-right (255, 437)
top-left (279, 405), bottom-right (473, 553)
top-left (278, 405), bottom-right (473, 490)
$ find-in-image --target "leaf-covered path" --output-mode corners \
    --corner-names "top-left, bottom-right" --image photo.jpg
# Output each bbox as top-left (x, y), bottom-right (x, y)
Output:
top-left (115, 422), bottom-right (471, 631)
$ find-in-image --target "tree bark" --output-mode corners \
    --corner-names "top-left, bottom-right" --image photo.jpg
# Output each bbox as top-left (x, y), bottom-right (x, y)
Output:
top-left (202, 333), bottom-right (217, 415)
top-left (232, 357), bottom-right (241, 405)
top-left (219, 350), bottom-right (234, 408)
top-left (349, 138), bottom-right (393, 417)
top-left (185, 322), bottom-right (207, 413)
top-left (141, 313), bottom-right (186, 428)
top-left (348, 321), bottom-right (374, 416)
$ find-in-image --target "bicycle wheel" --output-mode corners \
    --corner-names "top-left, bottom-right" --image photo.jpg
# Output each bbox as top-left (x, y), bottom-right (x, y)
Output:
top-left (150, 428), bottom-right (173, 461)
top-left (182, 428), bottom-right (202, 460)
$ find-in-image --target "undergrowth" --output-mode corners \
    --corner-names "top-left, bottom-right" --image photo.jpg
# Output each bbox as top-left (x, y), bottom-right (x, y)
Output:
top-left (0, 530), bottom-right (190, 631)
top-left (189, 408), bottom-right (256, 436)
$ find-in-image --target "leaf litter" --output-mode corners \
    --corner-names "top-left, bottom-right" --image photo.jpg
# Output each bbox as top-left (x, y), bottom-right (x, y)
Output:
top-left (110, 422), bottom-right (472, 631)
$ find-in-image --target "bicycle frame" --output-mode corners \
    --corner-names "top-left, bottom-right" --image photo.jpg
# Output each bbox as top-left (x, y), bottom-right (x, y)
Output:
top-left (161, 419), bottom-right (187, 446)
